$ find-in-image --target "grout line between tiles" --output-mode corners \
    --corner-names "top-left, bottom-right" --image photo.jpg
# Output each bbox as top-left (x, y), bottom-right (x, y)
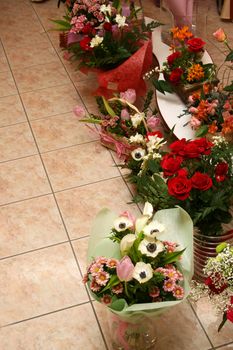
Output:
top-left (0, 151), bottom-right (39, 165)
top-left (0, 120), bottom-right (28, 130)
top-left (0, 301), bottom-right (90, 329)
top-left (214, 341), bottom-right (233, 349)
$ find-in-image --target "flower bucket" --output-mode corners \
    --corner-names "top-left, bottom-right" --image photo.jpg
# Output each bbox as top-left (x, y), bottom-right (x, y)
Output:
top-left (193, 229), bottom-right (233, 282)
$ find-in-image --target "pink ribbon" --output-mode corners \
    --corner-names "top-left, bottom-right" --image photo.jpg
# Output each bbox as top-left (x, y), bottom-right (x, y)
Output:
top-left (111, 314), bottom-right (132, 350)
top-left (100, 132), bottom-right (133, 159)
top-left (166, 0), bottom-right (194, 28)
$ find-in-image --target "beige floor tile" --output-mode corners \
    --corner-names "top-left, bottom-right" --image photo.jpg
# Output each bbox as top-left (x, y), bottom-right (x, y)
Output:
top-left (31, 112), bottom-right (98, 152)
top-left (0, 155), bottom-right (51, 205)
top-left (1, 31), bottom-right (50, 49)
top-left (217, 345), bottom-right (233, 350)
top-left (0, 122), bottom-right (37, 162)
top-left (0, 53), bottom-right (10, 73)
top-left (75, 79), bottom-right (100, 107)
top-left (56, 177), bottom-right (140, 239)
top-left (6, 42), bottom-right (59, 69)
top-left (0, 71), bottom-right (17, 97)
top-left (94, 301), bottom-right (212, 350)
top-left (0, 304), bottom-right (106, 350)
top-left (191, 298), bottom-right (233, 347)
top-left (0, 195), bottom-right (67, 258)
top-left (21, 83), bottom-right (81, 120)
top-left (72, 237), bottom-right (89, 274)
top-left (0, 95), bottom-right (26, 127)
top-left (42, 142), bottom-right (119, 191)
top-left (0, 243), bottom-right (88, 326)
top-left (13, 62), bottom-right (70, 93)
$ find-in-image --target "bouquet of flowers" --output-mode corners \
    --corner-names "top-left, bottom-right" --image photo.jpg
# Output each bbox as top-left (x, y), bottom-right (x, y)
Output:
top-left (84, 203), bottom-right (193, 349)
top-left (192, 242), bottom-right (233, 331)
top-left (124, 134), bottom-right (233, 237)
top-left (53, 0), bottom-right (160, 94)
top-left (149, 26), bottom-right (217, 102)
top-left (74, 88), bottom-right (161, 159)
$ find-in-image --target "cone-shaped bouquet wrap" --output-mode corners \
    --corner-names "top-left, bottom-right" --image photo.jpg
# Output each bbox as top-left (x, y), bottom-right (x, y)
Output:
top-left (85, 205), bottom-right (193, 349)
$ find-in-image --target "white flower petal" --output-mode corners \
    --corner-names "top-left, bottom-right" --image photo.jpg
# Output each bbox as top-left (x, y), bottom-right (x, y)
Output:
top-left (135, 216), bottom-right (149, 234)
top-left (138, 238), bottom-right (164, 258)
top-left (143, 202), bottom-right (153, 218)
top-left (114, 216), bottom-right (133, 232)
top-left (131, 148), bottom-right (146, 161)
top-left (133, 262), bottom-right (153, 283)
top-left (143, 220), bottom-right (165, 238)
top-left (120, 234), bottom-right (136, 255)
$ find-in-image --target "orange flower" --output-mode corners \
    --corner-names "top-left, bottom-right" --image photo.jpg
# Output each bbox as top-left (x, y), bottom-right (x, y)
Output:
top-left (203, 83), bottom-right (211, 94)
top-left (170, 26), bottom-right (193, 41)
top-left (222, 116), bottom-right (233, 134)
top-left (187, 64), bottom-right (204, 82)
top-left (213, 28), bottom-right (226, 42)
top-left (208, 121), bottom-right (218, 134)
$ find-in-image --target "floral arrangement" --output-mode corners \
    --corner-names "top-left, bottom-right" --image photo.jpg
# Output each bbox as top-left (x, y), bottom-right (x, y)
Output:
top-left (124, 134), bottom-right (233, 236)
top-left (74, 88), bottom-right (161, 159)
top-left (191, 242), bottom-right (233, 331)
top-left (147, 26), bottom-right (216, 99)
top-left (53, 0), bottom-right (159, 70)
top-left (84, 204), bottom-right (193, 348)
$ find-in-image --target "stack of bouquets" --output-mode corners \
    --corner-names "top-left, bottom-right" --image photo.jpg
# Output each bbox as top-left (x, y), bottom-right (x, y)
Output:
top-left (74, 88), bottom-right (161, 159)
top-left (124, 134), bottom-right (233, 237)
top-left (84, 203), bottom-right (193, 349)
top-left (151, 26), bottom-right (217, 102)
top-left (53, 0), bottom-right (160, 95)
top-left (192, 242), bottom-right (233, 331)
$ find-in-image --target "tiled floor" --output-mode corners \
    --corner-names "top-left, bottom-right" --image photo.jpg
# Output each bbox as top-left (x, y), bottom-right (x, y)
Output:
top-left (0, 0), bottom-right (232, 349)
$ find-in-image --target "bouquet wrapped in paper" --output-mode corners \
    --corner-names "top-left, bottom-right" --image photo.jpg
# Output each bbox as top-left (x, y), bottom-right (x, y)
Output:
top-left (84, 203), bottom-right (193, 349)
top-left (52, 0), bottom-right (160, 95)
top-left (73, 88), bottom-right (161, 159)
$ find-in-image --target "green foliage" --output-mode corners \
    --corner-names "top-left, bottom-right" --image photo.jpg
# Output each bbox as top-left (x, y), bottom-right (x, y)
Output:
top-left (152, 79), bottom-right (174, 94)
top-left (225, 50), bottom-right (233, 62)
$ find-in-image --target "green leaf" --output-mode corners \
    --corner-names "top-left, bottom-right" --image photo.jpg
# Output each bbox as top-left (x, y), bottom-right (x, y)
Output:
top-left (101, 275), bottom-right (120, 293)
top-left (153, 79), bottom-right (174, 94)
top-left (218, 312), bottom-right (228, 332)
top-left (162, 249), bottom-right (186, 264)
top-left (102, 97), bottom-right (116, 117)
top-left (79, 118), bottom-right (102, 124)
top-left (225, 51), bottom-right (233, 61)
top-left (195, 125), bottom-right (208, 137)
top-left (223, 81), bottom-right (233, 91)
top-left (51, 19), bottom-right (71, 30)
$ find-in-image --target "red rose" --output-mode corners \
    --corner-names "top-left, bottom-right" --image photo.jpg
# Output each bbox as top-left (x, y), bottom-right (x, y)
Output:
top-left (167, 175), bottom-right (192, 200)
top-left (215, 162), bottom-right (228, 182)
top-left (193, 138), bottom-right (213, 155)
top-left (177, 168), bottom-right (188, 177)
top-left (187, 38), bottom-right (206, 52)
top-left (205, 275), bottom-right (227, 294)
top-left (183, 141), bottom-right (202, 158)
top-left (161, 154), bottom-right (183, 177)
top-left (82, 24), bottom-right (96, 35)
top-left (79, 37), bottom-right (92, 51)
top-left (103, 22), bottom-right (112, 31)
top-left (170, 138), bottom-right (187, 156)
top-left (169, 68), bottom-right (183, 84)
top-left (146, 131), bottom-right (163, 140)
top-left (227, 297), bottom-right (233, 323)
top-left (167, 51), bottom-right (182, 66)
top-left (191, 172), bottom-right (213, 191)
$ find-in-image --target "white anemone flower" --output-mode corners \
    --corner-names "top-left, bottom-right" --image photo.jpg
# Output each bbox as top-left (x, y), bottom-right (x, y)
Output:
top-left (143, 220), bottom-right (165, 238)
top-left (131, 148), bottom-right (146, 161)
top-left (90, 35), bottom-right (103, 48)
top-left (115, 14), bottom-right (128, 28)
top-left (143, 202), bottom-right (153, 218)
top-left (129, 133), bottom-right (145, 144)
top-left (114, 216), bottom-right (133, 232)
top-left (133, 262), bottom-right (153, 283)
top-left (120, 234), bottom-right (136, 255)
top-left (138, 238), bottom-right (164, 258)
top-left (100, 4), bottom-right (112, 15)
top-left (131, 112), bottom-right (145, 128)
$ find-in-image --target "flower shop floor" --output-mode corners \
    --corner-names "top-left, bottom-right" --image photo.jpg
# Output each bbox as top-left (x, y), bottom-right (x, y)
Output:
top-left (0, 0), bottom-right (232, 349)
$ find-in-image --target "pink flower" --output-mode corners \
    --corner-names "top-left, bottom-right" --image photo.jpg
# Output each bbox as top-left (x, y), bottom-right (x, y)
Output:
top-left (147, 115), bottom-right (160, 130)
top-left (120, 89), bottom-right (136, 104)
top-left (163, 279), bottom-right (175, 292)
top-left (190, 116), bottom-right (201, 128)
top-left (121, 108), bottom-right (130, 120)
top-left (90, 263), bottom-right (103, 276)
top-left (96, 257), bottom-right (108, 265)
top-left (90, 279), bottom-right (101, 292)
top-left (224, 100), bottom-right (231, 110)
top-left (106, 258), bottom-right (118, 269)
top-left (73, 105), bottom-right (86, 118)
top-left (116, 256), bottom-right (134, 282)
top-left (82, 273), bottom-right (88, 284)
top-left (95, 271), bottom-right (110, 286)
top-left (172, 285), bottom-right (184, 299)
top-left (163, 269), bottom-right (178, 281)
top-left (213, 28), bottom-right (226, 42)
top-left (63, 52), bottom-right (71, 61)
top-left (163, 241), bottom-right (177, 253)
top-left (149, 286), bottom-right (160, 298)
top-left (112, 283), bottom-right (124, 294)
top-left (119, 210), bottom-right (136, 227)
top-left (189, 106), bottom-right (198, 114)
top-left (101, 294), bottom-right (112, 305)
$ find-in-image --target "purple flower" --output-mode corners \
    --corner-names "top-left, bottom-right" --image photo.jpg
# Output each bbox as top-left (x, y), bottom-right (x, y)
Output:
top-left (122, 5), bottom-right (131, 17)
top-left (116, 256), bottom-right (134, 281)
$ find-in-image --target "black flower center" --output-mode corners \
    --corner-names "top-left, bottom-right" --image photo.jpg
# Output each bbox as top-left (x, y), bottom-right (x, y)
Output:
top-left (139, 271), bottom-right (146, 279)
top-left (119, 223), bottom-right (126, 229)
top-left (150, 229), bottom-right (159, 235)
top-left (135, 152), bottom-right (142, 159)
top-left (146, 243), bottom-right (157, 253)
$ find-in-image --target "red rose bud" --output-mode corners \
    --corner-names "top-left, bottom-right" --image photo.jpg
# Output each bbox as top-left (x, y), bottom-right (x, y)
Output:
top-left (187, 37), bottom-right (206, 52)
top-left (215, 162), bottom-right (228, 182)
top-left (79, 37), bottom-right (92, 51)
top-left (103, 22), bottom-right (112, 32)
top-left (205, 275), bottom-right (227, 294)
top-left (167, 175), bottom-right (192, 200)
top-left (146, 131), bottom-right (163, 140)
top-left (169, 68), bottom-right (183, 84)
top-left (161, 154), bottom-right (183, 177)
top-left (167, 51), bottom-right (182, 66)
top-left (191, 172), bottom-right (213, 191)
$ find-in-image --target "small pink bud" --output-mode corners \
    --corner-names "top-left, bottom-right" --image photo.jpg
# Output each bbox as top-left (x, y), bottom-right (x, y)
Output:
top-left (121, 108), bottom-right (130, 120)
top-left (147, 115), bottom-right (160, 130)
top-left (120, 89), bottom-right (136, 104)
top-left (73, 105), bottom-right (86, 118)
